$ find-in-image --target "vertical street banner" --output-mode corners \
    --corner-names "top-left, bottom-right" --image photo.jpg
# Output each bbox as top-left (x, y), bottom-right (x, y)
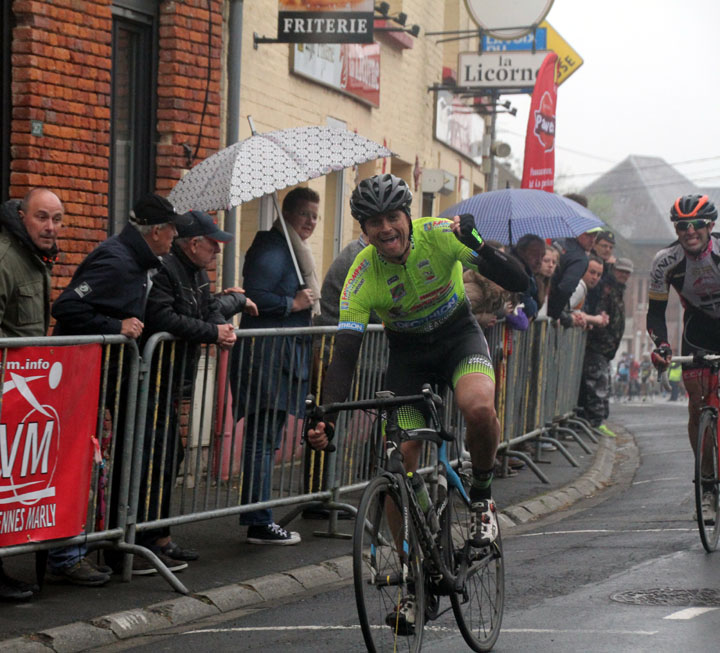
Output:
top-left (278, 0), bottom-right (374, 44)
top-left (521, 52), bottom-right (558, 192)
top-left (0, 345), bottom-right (102, 546)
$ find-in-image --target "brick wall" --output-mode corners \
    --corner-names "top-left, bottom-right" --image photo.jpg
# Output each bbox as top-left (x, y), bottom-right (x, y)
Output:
top-left (10, 0), bottom-right (113, 293)
top-left (6, 0), bottom-right (223, 298)
top-left (155, 0), bottom-right (223, 195)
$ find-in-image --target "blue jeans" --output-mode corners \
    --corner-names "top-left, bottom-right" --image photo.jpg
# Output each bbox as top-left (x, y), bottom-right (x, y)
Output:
top-left (239, 410), bottom-right (286, 527)
top-left (48, 542), bottom-right (87, 571)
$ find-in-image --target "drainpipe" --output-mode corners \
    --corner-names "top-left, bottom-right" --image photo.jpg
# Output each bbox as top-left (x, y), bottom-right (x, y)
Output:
top-left (222, 0), bottom-right (243, 288)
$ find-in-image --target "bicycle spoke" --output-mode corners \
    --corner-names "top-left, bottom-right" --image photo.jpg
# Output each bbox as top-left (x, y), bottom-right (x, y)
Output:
top-left (353, 476), bottom-right (425, 652)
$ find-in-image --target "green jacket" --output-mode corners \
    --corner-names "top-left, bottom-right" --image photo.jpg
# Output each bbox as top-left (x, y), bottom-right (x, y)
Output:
top-left (0, 200), bottom-right (54, 338)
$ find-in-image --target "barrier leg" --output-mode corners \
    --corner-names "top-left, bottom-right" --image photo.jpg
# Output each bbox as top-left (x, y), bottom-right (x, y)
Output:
top-left (497, 449), bottom-right (550, 484)
top-left (566, 417), bottom-right (599, 444)
top-left (538, 434), bottom-right (579, 467)
top-left (554, 425), bottom-right (593, 454)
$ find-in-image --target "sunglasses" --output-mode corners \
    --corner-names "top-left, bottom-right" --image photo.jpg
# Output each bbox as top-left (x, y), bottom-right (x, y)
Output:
top-left (675, 219), bottom-right (712, 232)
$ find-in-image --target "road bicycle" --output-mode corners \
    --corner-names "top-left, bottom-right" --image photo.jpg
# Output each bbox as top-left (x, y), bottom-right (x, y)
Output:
top-left (305, 384), bottom-right (504, 651)
top-left (672, 353), bottom-right (720, 552)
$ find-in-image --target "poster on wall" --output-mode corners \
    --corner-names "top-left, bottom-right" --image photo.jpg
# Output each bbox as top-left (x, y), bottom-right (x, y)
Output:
top-left (0, 345), bottom-right (101, 546)
top-left (278, 0), bottom-right (374, 43)
top-left (292, 42), bottom-right (380, 107)
top-left (434, 90), bottom-right (485, 162)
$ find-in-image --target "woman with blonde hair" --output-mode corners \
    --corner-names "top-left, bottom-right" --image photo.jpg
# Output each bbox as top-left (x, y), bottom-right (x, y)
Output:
top-left (536, 244), bottom-right (559, 318)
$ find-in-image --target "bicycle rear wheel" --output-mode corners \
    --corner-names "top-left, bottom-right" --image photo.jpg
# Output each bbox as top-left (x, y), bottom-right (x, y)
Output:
top-left (695, 408), bottom-right (720, 552)
top-left (353, 475), bottom-right (425, 652)
top-left (442, 483), bottom-right (504, 651)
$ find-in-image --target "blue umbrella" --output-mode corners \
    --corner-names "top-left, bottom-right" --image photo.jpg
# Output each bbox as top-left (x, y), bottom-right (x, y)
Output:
top-left (439, 188), bottom-right (605, 245)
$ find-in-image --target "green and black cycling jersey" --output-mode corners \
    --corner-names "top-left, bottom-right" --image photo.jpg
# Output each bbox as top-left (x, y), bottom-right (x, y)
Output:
top-left (337, 217), bottom-right (525, 335)
top-left (321, 217), bottom-right (529, 412)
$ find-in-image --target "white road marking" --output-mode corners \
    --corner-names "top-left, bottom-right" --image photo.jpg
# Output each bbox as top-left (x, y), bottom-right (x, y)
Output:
top-left (183, 625), bottom-right (658, 636)
top-left (518, 528), bottom-right (694, 537)
top-left (633, 477), bottom-right (685, 485)
top-left (184, 625), bottom-right (456, 635)
top-left (664, 607), bottom-right (718, 620)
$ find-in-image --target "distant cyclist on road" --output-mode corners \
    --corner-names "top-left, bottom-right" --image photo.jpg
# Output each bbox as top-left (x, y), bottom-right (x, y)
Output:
top-left (647, 193), bottom-right (720, 521)
top-left (306, 173), bottom-right (529, 630)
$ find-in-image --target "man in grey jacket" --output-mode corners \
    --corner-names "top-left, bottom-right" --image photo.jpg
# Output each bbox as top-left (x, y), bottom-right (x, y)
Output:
top-left (0, 188), bottom-right (63, 599)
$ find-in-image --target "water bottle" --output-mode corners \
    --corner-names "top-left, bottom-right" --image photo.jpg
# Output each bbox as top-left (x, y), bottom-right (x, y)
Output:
top-left (408, 472), bottom-right (439, 532)
top-left (407, 472), bottom-right (431, 513)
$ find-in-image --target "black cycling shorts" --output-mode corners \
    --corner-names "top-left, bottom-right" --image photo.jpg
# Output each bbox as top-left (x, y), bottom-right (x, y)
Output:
top-left (681, 307), bottom-right (720, 368)
top-left (383, 302), bottom-right (493, 397)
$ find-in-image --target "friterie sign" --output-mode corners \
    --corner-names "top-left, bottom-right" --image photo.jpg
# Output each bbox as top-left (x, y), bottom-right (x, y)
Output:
top-left (278, 0), bottom-right (374, 44)
top-left (0, 346), bottom-right (101, 546)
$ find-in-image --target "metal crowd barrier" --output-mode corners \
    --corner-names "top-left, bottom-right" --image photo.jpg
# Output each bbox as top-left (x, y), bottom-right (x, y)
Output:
top-left (0, 336), bottom-right (183, 588)
top-left (1, 318), bottom-right (590, 594)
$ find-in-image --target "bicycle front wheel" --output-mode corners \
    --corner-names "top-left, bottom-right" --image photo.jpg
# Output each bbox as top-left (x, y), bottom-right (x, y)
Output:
top-left (442, 484), bottom-right (504, 651)
top-left (695, 408), bottom-right (720, 552)
top-left (353, 475), bottom-right (425, 652)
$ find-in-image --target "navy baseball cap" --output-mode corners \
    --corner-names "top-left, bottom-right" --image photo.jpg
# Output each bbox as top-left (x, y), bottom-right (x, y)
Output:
top-left (131, 193), bottom-right (190, 226)
top-left (177, 210), bottom-right (232, 243)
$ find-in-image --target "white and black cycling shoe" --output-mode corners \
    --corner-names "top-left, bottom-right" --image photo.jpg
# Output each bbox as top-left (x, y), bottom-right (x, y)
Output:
top-left (385, 594), bottom-right (416, 636)
top-left (470, 498), bottom-right (499, 547)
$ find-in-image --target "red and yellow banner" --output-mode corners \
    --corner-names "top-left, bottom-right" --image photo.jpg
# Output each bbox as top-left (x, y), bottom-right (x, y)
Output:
top-left (521, 52), bottom-right (558, 192)
top-left (0, 345), bottom-right (101, 546)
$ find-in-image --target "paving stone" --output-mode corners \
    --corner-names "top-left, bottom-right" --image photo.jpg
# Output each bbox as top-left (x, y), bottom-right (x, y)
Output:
top-left (147, 595), bottom-right (219, 626)
top-left (285, 564), bottom-right (341, 590)
top-left (321, 555), bottom-right (354, 580)
top-left (242, 572), bottom-right (304, 601)
top-left (195, 584), bottom-right (263, 612)
top-left (92, 609), bottom-right (169, 639)
top-left (38, 621), bottom-right (116, 653)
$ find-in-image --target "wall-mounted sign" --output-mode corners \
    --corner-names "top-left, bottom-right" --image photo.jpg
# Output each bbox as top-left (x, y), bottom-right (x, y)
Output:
top-left (481, 21), bottom-right (583, 85)
top-left (434, 90), bottom-right (484, 161)
top-left (292, 42), bottom-right (380, 107)
top-left (464, 0), bottom-right (554, 39)
top-left (278, 0), bottom-right (374, 43)
top-left (458, 51), bottom-right (546, 88)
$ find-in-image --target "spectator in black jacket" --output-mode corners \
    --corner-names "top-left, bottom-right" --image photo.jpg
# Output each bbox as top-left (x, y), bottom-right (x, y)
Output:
top-left (140, 210), bottom-right (257, 564)
top-left (52, 193), bottom-right (190, 578)
top-left (547, 230), bottom-right (597, 321)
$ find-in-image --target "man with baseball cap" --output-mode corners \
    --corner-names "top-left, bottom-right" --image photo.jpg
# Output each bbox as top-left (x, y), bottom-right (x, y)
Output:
top-left (140, 210), bottom-right (257, 564)
top-left (51, 193), bottom-right (191, 578)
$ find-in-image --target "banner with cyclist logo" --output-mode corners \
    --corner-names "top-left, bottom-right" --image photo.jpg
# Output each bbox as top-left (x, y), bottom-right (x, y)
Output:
top-left (0, 345), bottom-right (101, 546)
top-left (521, 51), bottom-right (558, 192)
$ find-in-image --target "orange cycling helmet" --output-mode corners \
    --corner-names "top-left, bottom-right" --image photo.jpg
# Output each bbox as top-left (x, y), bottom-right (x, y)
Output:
top-left (670, 194), bottom-right (718, 222)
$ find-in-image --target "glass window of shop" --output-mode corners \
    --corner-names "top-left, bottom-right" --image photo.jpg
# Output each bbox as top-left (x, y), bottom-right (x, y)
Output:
top-left (109, 2), bottom-right (158, 233)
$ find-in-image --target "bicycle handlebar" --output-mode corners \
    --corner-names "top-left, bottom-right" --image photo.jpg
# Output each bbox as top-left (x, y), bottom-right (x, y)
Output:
top-left (303, 384), bottom-right (448, 451)
top-left (671, 353), bottom-right (720, 365)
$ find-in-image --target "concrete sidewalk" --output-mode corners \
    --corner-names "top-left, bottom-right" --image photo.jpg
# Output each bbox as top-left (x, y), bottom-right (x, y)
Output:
top-left (0, 426), bottom-right (629, 652)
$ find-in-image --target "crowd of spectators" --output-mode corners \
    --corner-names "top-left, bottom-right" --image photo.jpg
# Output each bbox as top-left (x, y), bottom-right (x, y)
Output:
top-left (0, 186), bottom-right (636, 601)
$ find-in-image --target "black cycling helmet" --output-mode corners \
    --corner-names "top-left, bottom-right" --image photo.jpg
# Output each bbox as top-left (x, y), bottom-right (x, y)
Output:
top-left (349, 174), bottom-right (412, 223)
top-left (670, 194), bottom-right (718, 222)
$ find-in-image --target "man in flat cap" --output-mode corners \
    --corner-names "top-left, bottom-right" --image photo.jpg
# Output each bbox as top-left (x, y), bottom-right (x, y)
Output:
top-left (51, 193), bottom-right (191, 579)
top-left (138, 210), bottom-right (258, 564)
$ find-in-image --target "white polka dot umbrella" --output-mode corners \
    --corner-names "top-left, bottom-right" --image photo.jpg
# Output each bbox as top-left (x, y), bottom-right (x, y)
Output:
top-left (168, 125), bottom-right (393, 213)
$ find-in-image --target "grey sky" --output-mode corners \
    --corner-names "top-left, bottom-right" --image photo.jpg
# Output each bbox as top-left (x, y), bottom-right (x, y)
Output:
top-left (494, 0), bottom-right (720, 192)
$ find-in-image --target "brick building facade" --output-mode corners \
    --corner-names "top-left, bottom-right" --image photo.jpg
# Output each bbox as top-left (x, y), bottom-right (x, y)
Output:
top-left (1, 0), bottom-right (224, 300)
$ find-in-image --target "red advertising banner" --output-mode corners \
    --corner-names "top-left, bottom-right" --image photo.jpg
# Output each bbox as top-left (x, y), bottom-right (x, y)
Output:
top-left (0, 345), bottom-right (101, 546)
top-left (521, 52), bottom-right (558, 192)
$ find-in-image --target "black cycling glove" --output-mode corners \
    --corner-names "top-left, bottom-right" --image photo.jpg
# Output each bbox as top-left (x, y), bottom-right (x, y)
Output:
top-left (651, 343), bottom-right (672, 371)
top-left (455, 213), bottom-right (484, 252)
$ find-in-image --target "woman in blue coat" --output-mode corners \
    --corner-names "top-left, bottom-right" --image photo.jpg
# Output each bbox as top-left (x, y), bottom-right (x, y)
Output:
top-left (232, 187), bottom-right (321, 545)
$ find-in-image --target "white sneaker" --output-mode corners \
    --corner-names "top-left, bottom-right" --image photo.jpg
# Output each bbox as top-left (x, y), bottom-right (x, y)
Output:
top-left (247, 523), bottom-right (301, 545)
top-left (385, 594), bottom-right (416, 636)
top-left (470, 499), bottom-right (499, 547)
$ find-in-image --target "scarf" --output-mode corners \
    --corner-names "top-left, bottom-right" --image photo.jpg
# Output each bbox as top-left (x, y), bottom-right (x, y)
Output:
top-left (273, 217), bottom-right (321, 316)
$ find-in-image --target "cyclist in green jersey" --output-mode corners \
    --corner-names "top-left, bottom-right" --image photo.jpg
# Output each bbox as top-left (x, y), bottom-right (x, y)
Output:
top-left (307, 174), bottom-right (528, 629)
